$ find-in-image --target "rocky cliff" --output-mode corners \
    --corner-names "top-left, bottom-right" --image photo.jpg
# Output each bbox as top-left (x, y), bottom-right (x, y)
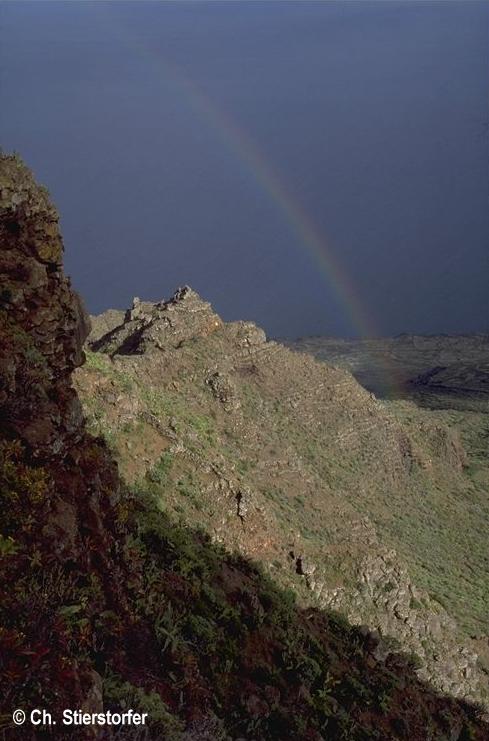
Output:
top-left (79, 288), bottom-right (489, 711)
top-left (1, 153), bottom-right (488, 739)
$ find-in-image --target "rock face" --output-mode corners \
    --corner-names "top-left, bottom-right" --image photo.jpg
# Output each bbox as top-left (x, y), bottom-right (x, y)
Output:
top-left (80, 293), bottom-right (489, 710)
top-left (91, 286), bottom-right (222, 355)
top-left (0, 154), bottom-right (135, 725)
top-left (0, 155), bottom-right (90, 457)
top-left (2, 154), bottom-right (488, 740)
top-left (314, 549), bottom-right (482, 703)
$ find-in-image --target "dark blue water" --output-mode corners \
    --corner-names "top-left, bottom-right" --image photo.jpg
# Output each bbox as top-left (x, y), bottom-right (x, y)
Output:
top-left (1, 1), bottom-right (488, 337)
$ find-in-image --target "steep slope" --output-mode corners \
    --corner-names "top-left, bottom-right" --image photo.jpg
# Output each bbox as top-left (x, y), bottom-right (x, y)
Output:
top-left (1, 153), bottom-right (488, 739)
top-left (78, 290), bottom-right (489, 708)
top-left (284, 336), bottom-right (489, 632)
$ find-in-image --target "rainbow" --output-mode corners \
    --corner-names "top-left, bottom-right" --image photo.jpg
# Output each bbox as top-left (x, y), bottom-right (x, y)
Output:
top-left (103, 13), bottom-right (375, 338)
top-left (169, 74), bottom-right (383, 340)
top-left (99, 10), bottom-right (405, 395)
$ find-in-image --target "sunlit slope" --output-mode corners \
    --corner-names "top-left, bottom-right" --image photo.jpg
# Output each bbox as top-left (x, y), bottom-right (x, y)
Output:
top-left (77, 290), bottom-right (489, 706)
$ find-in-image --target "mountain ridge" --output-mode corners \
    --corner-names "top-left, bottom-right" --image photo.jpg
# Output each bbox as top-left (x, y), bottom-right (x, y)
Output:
top-left (80, 289), bottom-right (489, 709)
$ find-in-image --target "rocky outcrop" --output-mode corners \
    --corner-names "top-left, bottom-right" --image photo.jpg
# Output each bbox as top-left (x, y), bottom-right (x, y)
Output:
top-left (312, 549), bottom-right (485, 706)
top-left (92, 286), bottom-right (222, 355)
top-left (0, 155), bottom-right (90, 458)
top-left (206, 370), bottom-right (240, 412)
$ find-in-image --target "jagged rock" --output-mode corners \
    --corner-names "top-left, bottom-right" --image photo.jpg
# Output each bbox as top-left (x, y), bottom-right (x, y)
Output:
top-left (236, 487), bottom-right (253, 520)
top-left (92, 285), bottom-right (222, 355)
top-left (296, 555), bottom-right (316, 577)
top-left (0, 154), bottom-right (90, 458)
top-left (206, 371), bottom-right (240, 411)
top-left (42, 499), bottom-right (79, 557)
top-left (0, 155), bottom-right (136, 728)
top-left (317, 549), bottom-right (486, 704)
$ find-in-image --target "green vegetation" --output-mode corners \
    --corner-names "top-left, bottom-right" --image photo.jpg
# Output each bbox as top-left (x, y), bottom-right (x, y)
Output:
top-left (84, 348), bottom-right (112, 373)
top-left (78, 342), bottom-right (489, 641)
top-left (147, 452), bottom-right (174, 484)
top-left (371, 403), bottom-right (489, 635)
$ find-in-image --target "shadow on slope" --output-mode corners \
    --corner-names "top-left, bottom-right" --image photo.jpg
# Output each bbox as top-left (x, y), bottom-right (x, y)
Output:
top-left (1, 443), bottom-right (488, 740)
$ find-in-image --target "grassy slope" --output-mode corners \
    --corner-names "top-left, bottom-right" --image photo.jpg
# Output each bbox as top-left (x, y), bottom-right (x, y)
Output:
top-left (363, 401), bottom-right (489, 636)
top-left (79, 340), bottom-right (489, 639)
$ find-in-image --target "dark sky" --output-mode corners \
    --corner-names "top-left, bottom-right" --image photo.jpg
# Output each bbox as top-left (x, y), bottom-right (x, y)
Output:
top-left (1, 1), bottom-right (488, 338)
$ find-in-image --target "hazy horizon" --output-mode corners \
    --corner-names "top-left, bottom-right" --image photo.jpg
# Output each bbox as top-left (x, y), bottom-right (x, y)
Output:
top-left (1, 0), bottom-right (488, 338)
